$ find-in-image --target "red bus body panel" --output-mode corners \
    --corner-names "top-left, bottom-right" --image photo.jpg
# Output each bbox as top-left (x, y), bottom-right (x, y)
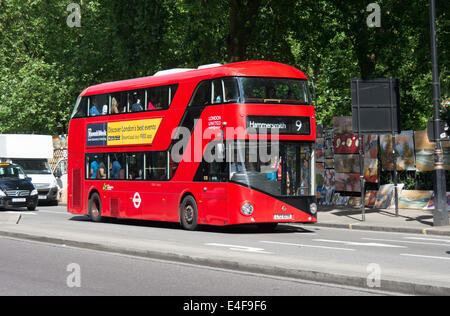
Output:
top-left (68, 61), bottom-right (317, 226)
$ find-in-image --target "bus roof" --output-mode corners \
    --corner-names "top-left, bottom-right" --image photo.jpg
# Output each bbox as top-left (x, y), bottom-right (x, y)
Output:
top-left (80, 61), bottom-right (308, 96)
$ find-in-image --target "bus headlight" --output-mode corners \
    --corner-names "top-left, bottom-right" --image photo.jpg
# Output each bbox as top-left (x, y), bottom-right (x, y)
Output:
top-left (310, 203), bottom-right (317, 215)
top-left (241, 203), bottom-right (254, 216)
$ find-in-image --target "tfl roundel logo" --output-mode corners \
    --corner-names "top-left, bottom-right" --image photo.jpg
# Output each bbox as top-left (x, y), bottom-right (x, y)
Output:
top-left (132, 192), bottom-right (142, 209)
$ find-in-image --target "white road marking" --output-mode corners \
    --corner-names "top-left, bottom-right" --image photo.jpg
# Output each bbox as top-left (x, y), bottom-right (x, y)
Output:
top-left (313, 239), bottom-right (407, 249)
top-left (260, 240), bottom-right (355, 252)
top-left (38, 210), bottom-right (70, 215)
top-left (362, 237), bottom-right (450, 247)
top-left (4, 211), bottom-right (37, 215)
top-left (400, 254), bottom-right (450, 261)
top-left (205, 243), bottom-right (273, 254)
top-left (404, 237), bottom-right (450, 243)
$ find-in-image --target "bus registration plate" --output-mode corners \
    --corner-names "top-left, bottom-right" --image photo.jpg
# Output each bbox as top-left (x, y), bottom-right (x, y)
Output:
top-left (273, 214), bottom-right (292, 220)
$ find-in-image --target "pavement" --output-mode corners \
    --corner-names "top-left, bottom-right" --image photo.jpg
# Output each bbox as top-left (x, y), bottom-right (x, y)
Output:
top-left (309, 206), bottom-right (450, 236)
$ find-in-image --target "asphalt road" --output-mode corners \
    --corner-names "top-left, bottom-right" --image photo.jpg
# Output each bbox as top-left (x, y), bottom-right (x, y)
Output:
top-left (1, 205), bottom-right (450, 295)
top-left (0, 236), bottom-right (381, 296)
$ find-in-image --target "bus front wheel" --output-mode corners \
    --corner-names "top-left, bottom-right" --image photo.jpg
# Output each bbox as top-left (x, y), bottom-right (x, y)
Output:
top-left (180, 195), bottom-right (199, 231)
top-left (88, 192), bottom-right (102, 222)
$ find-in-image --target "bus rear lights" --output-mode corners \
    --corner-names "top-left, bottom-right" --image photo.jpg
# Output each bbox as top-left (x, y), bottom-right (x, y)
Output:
top-left (241, 203), bottom-right (254, 216)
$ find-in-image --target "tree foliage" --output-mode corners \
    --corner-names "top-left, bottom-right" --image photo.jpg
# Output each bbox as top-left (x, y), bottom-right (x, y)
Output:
top-left (0, 0), bottom-right (448, 135)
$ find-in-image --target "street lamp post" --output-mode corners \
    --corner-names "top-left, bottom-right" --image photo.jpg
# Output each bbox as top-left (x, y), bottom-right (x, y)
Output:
top-left (429, 0), bottom-right (448, 226)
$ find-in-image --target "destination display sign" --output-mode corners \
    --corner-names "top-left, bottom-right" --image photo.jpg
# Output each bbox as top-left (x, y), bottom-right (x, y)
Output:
top-left (246, 116), bottom-right (310, 135)
top-left (86, 118), bottom-right (163, 147)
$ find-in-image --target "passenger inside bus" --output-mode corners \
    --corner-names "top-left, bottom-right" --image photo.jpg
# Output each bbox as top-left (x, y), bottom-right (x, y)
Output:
top-left (111, 97), bottom-right (120, 114)
top-left (131, 98), bottom-right (143, 112)
top-left (89, 100), bottom-right (100, 116)
top-left (96, 161), bottom-right (107, 179)
top-left (110, 155), bottom-right (122, 179)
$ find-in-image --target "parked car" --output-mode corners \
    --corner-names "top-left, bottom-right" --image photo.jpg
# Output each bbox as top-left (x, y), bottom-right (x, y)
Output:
top-left (0, 163), bottom-right (38, 211)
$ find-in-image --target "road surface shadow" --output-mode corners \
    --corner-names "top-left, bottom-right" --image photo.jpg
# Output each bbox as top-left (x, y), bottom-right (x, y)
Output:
top-left (68, 215), bottom-right (314, 234)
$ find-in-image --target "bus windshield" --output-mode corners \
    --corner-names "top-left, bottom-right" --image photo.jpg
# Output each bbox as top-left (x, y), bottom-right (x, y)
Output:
top-left (229, 141), bottom-right (313, 197)
top-left (239, 77), bottom-right (311, 105)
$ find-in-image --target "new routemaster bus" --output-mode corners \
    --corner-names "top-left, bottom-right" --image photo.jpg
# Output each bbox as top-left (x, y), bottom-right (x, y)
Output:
top-left (68, 61), bottom-right (317, 231)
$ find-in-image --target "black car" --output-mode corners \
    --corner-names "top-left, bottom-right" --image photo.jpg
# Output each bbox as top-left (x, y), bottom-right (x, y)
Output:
top-left (0, 163), bottom-right (38, 211)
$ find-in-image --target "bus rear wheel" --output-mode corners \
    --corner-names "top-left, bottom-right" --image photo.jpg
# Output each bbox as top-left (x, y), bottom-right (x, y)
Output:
top-left (180, 195), bottom-right (199, 231)
top-left (88, 192), bottom-right (102, 222)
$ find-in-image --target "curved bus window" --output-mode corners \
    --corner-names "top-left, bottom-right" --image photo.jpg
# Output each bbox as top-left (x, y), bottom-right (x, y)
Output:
top-left (71, 96), bottom-right (89, 119)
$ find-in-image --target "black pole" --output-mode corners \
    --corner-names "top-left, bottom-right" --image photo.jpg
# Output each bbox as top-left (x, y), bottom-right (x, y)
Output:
top-left (430, 0), bottom-right (448, 226)
top-left (389, 78), bottom-right (399, 217)
top-left (356, 80), bottom-right (366, 221)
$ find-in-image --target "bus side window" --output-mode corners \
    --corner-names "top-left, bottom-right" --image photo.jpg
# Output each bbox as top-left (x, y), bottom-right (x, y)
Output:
top-left (222, 78), bottom-right (239, 103)
top-left (126, 153), bottom-right (144, 180)
top-left (146, 152), bottom-right (168, 181)
top-left (109, 153), bottom-right (126, 180)
top-left (190, 81), bottom-right (211, 107)
top-left (90, 94), bottom-right (109, 116)
top-left (128, 90), bottom-right (145, 112)
top-left (110, 92), bottom-right (127, 114)
top-left (212, 79), bottom-right (223, 104)
top-left (86, 154), bottom-right (107, 180)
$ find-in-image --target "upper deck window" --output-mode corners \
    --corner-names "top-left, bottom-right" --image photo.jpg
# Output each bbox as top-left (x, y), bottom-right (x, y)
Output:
top-left (190, 78), bottom-right (240, 107)
top-left (70, 84), bottom-right (179, 119)
top-left (71, 96), bottom-right (88, 119)
top-left (239, 78), bottom-right (311, 105)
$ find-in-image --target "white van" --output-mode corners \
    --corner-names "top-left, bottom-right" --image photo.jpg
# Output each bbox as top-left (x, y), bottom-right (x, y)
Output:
top-left (0, 135), bottom-right (59, 205)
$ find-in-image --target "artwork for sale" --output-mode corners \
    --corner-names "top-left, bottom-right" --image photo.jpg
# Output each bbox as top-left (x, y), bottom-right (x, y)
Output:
top-left (423, 192), bottom-right (450, 211)
top-left (315, 138), bottom-right (324, 162)
top-left (398, 190), bottom-right (432, 209)
top-left (324, 130), bottom-right (334, 158)
top-left (334, 135), bottom-right (361, 154)
top-left (364, 158), bottom-right (378, 183)
top-left (364, 190), bottom-right (378, 207)
top-left (333, 116), bottom-right (353, 135)
top-left (335, 173), bottom-right (361, 192)
top-left (323, 169), bottom-right (335, 189)
top-left (315, 162), bottom-right (325, 187)
top-left (348, 197), bottom-right (362, 208)
top-left (324, 158), bottom-right (334, 169)
top-left (374, 184), bottom-right (395, 209)
top-left (414, 130), bottom-right (450, 171)
top-left (380, 131), bottom-right (415, 171)
top-left (364, 134), bottom-right (378, 159)
top-left (334, 154), bottom-right (360, 173)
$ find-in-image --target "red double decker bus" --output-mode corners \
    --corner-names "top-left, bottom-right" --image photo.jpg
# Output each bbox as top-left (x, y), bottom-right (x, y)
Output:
top-left (68, 61), bottom-right (317, 231)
